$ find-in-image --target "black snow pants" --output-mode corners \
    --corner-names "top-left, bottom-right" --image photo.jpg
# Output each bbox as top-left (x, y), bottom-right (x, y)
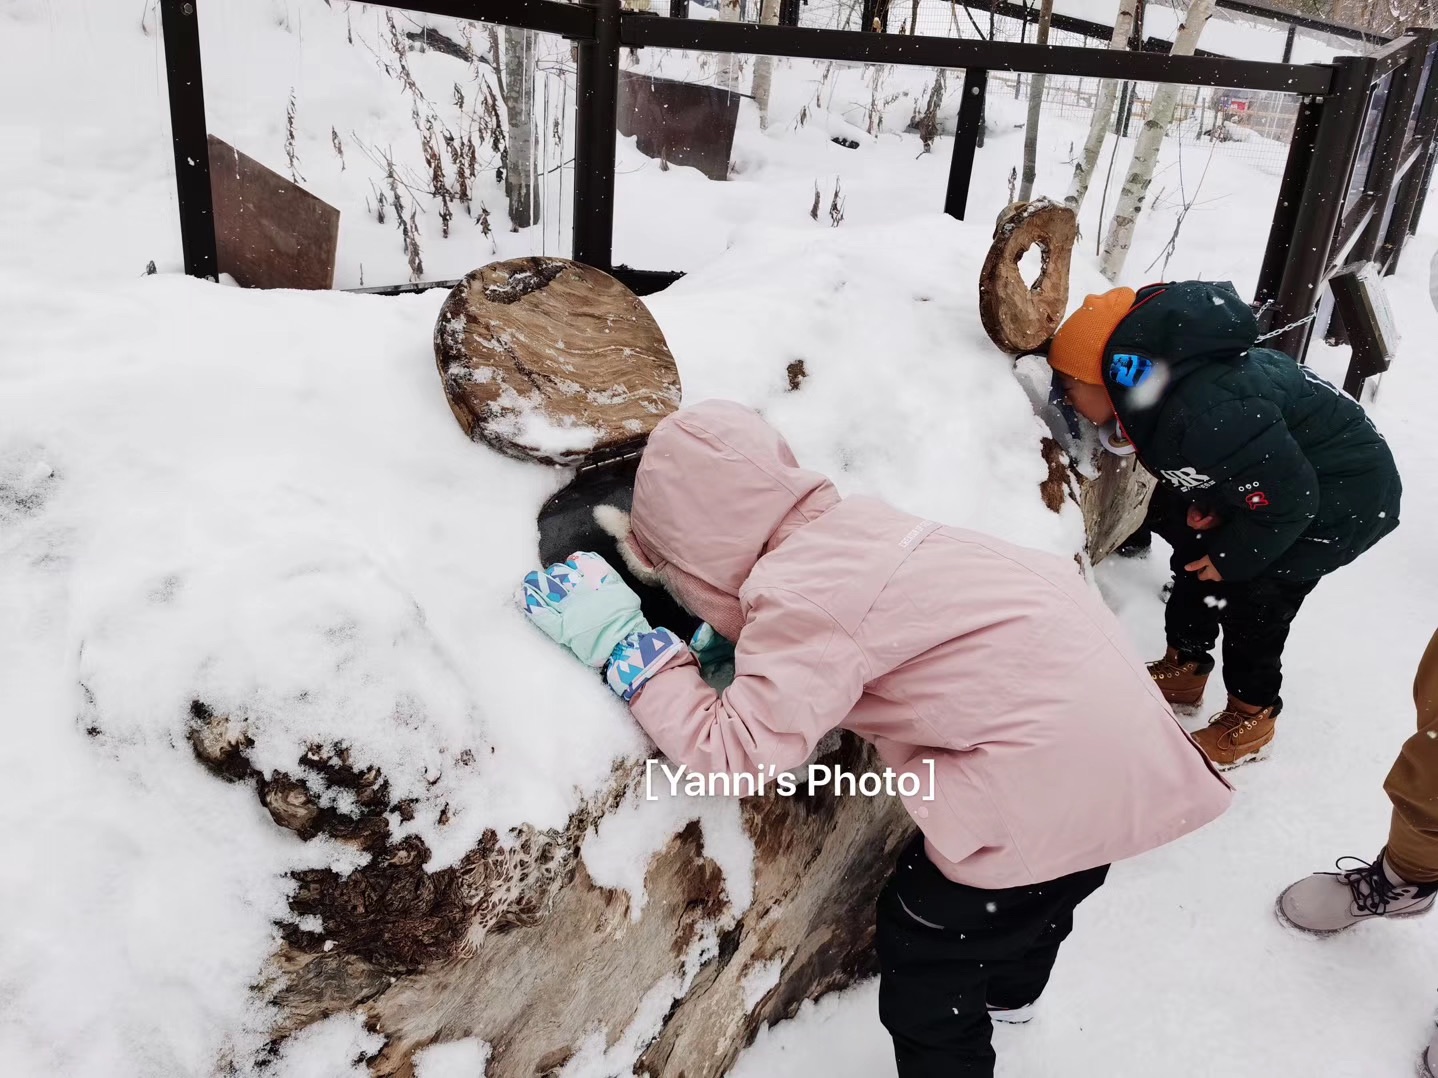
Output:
top-left (1156, 491), bottom-right (1320, 709)
top-left (875, 833), bottom-right (1109, 1078)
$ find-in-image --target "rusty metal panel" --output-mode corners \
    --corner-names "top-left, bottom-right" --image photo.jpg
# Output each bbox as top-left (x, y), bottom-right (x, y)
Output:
top-left (616, 72), bottom-right (742, 182)
top-left (206, 135), bottom-right (339, 290)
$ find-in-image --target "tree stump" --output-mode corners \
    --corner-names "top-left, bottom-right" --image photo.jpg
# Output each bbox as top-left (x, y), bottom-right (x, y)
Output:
top-left (434, 258), bottom-right (682, 466)
top-left (189, 707), bottom-right (910, 1078)
top-left (1039, 437), bottom-right (1156, 565)
top-left (1079, 452), bottom-right (1157, 565)
top-left (978, 199), bottom-right (1079, 355)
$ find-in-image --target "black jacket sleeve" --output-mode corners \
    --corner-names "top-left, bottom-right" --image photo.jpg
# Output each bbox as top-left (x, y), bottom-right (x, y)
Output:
top-left (1179, 398), bottom-right (1319, 581)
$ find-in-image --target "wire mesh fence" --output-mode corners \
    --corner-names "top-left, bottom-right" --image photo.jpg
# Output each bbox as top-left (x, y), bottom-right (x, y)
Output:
top-left (747, 1), bottom-right (1311, 173)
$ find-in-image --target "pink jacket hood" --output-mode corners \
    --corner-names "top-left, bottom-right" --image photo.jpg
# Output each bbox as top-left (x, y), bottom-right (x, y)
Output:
top-left (630, 400), bottom-right (840, 596)
top-left (627, 401), bottom-right (840, 639)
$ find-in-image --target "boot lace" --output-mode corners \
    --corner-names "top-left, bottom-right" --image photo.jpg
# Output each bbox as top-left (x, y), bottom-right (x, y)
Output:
top-left (1334, 856), bottom-right (1407, 915)
top-left (1210, 706), bottom-right (1260, 738)
top-left (1148, 656), bottom-right (1189, 681)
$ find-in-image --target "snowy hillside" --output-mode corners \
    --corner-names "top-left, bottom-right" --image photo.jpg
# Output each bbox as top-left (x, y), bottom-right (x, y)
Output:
top-left (4, 2), bottom-right (1438, 1077)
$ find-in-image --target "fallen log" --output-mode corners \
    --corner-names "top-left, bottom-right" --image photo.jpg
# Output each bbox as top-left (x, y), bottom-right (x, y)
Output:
top-left (191, 703), bottom-right (910, 1078)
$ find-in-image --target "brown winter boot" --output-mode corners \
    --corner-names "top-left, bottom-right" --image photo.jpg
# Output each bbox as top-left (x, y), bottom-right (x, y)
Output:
top-left (1191, 697), bottom-right (1279, 769)
top-left (1147, 648), bottom-right (1211, 711)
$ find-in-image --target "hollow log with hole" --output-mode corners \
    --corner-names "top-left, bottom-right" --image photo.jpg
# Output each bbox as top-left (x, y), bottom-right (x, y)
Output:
top-left (978, 199), bottom-right (1078, 355)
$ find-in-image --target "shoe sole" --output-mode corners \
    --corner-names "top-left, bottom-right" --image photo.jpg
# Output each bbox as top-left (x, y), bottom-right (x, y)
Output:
top-left (1212, 741), bottom-right (1273, 772)
top-left (988, 1003), bottom-right (1036, 1025)
top-left (1161, 692), bottom-right (1207, 711)
top-left (1417, 1046), bottom-right (1436, 1078)
top-left (1273, 889), bottom-right (1436, 937)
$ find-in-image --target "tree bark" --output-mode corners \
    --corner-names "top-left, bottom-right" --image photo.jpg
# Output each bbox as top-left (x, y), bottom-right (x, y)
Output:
top-left (1099, 0), bottom-right (1215, 282)
top-left (502, 27), bottom-right (538, 230)
top-left (1063, 0), bottom-right (1138, 213)
top-left (1016, 0), bottom-right (1054, 203)
top-left (751, 0), bottom-right (783, 129)
top-left (191, 704), bottom-right (915, 1078)
top-left (718, 0), bottom-right (745, 91)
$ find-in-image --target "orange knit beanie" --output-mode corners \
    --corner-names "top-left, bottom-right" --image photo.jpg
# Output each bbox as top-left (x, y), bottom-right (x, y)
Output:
top-left (1047, 287), bottom-right (1137, 385)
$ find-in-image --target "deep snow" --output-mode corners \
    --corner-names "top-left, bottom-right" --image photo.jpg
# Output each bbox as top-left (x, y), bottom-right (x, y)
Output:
top-left (3, 2), bottom-right (1437, 1077)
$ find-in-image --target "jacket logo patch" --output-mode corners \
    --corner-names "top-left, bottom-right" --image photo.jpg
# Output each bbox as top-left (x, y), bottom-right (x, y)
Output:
top-left (1159, 467), bottom-right (1214, 491)
top-left (1245, 491), bottom-right (1270, 510)
top-left (1109, 353), bottom-right (1153, 387)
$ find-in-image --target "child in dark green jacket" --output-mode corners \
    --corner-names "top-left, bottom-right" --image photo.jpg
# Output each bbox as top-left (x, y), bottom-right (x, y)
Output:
top-left (1046, 281), bottom-right (1401, 767)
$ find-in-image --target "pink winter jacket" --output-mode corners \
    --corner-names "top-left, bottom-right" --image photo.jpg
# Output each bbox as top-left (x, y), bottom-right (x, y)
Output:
top-left (624, 400), bottom-right (1233, 889)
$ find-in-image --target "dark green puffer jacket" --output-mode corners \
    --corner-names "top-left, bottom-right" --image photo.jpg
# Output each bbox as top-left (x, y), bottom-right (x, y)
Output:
top-left (1102, 281), bottom-right (1401, 582)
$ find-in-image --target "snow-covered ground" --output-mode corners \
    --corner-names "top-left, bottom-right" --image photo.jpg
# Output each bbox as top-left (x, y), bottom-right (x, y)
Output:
top-left (3, 2), bottom-right (1437, 1077)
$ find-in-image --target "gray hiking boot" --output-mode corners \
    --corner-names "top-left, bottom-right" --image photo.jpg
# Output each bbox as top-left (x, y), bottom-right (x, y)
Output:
top-left (1277, 850), bottom-right (1438, 935)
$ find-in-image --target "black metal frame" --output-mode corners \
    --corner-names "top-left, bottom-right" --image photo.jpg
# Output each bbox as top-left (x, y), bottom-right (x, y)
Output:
top-left (879, 0), bottom-right (1385, 52)
top-left (1251, 29), bottom-right (1437, 383)
top-left (160, 0), bottom-right (218, 281)
top-left (1215, 0), bottom-right (1383, 45)
top-left (945, 67), bottom-right (987, 220)
top-left (623, 16), bottom-right (1328, 91)
top-left (159, 0), bottom-right (1438, 377)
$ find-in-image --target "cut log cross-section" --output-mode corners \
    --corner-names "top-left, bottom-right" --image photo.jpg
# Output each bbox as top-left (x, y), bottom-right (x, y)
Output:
top-left (434, 257), bottom-right (683, 466)
top-left (978, 199), bottom-right (1079, 355)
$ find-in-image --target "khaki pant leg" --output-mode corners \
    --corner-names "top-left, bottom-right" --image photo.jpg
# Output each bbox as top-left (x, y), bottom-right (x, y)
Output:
top-left (1384, 630), bottom-right (1438, 883)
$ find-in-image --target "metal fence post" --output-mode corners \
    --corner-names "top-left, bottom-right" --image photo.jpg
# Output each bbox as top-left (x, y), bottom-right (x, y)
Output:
top-left (160, 0), bottom-right (218, 280)
top-left (1268, 54), bottom-right (1376, 361)
top-left (1351, 37), bottom-right (1424, 267)
top-left (573, 0), bottom-right (621, 270)
top-left (1255, 91), bottom-right (1322, 309)
top-left (944, 68), bottom-right (988, 221)
top-left (1382, 38), bottom-right (1438, 270)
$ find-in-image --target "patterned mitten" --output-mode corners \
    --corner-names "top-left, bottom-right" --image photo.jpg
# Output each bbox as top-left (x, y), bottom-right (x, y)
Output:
top-left (605, 628), bottom-right (687, 702)
top-left (520, 552), bottom-right (651, 668)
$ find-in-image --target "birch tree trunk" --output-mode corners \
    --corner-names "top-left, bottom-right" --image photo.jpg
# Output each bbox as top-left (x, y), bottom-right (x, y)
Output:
top-left (718, 0), bottom-right (745, 91)
top-left (502, 27), bottom-right (538, 229)
top-left (1064, 0), bottom-right (1138, 212)
top-left (1017, 0), bottom-right (1055, 203)
top-left (751, 0), bottom-right (782, 129)
top-left (1098, 0), bottom-right (1215, 281)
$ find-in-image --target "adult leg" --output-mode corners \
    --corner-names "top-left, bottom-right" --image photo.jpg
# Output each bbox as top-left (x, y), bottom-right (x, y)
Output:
top-left (1278, 630), bottom-right (1438, 932)
top-left (1386, 630), bottom-right (1438, 883)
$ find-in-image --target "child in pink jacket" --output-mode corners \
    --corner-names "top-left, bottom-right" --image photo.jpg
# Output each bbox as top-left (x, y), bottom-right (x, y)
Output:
top-left (521, 400), bottom-right (1231, 1077)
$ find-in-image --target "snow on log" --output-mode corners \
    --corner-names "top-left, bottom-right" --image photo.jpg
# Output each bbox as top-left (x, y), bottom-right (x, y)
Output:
top-left (16, 214), bottom-right (1091, 1077)
top-left (434, 258), bottom-right (682, 466)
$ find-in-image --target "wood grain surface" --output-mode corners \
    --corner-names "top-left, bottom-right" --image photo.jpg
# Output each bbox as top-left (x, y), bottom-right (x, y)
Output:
top-left (434, 257), bottom-right (682, 466)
